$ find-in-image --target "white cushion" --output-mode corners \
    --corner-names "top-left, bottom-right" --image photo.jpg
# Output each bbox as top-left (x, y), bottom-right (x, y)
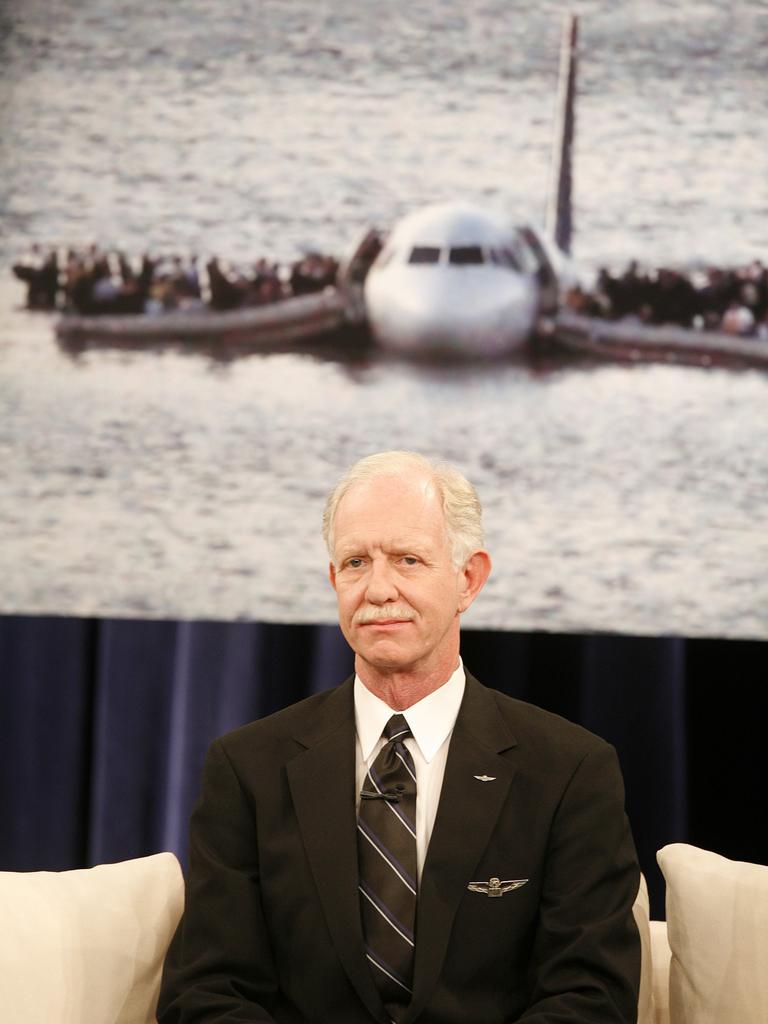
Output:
top-left (0, 852), bottom-right (184, 1024)
top-left (657, 843), bottom-right (768, 1024)
top-left (633, 873), bottom-right (655, 1024)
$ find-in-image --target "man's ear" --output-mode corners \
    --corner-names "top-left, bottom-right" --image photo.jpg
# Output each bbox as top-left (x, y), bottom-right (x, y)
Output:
top-left (457, 550), bottom-right (492, 613)
top-left (329, 561), bottom-right (337, 591)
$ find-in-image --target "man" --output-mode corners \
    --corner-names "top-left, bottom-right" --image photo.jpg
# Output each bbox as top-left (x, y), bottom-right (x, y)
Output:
top-left (159, 451), bottom-right (640, 1023)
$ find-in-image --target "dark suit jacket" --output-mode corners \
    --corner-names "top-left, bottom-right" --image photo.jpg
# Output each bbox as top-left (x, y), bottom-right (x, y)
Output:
top-left (158, 673), bottom-right (640, 1023)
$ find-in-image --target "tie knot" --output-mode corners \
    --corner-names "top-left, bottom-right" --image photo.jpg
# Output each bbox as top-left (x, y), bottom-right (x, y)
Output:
top-left (383, 714), bottom-right (411, 744)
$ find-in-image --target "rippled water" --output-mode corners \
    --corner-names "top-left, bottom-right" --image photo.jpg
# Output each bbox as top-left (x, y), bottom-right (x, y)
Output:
top-left (3, 0), bottom-right (767, 265)
top-left (1, 0), bottom-right (767, 637)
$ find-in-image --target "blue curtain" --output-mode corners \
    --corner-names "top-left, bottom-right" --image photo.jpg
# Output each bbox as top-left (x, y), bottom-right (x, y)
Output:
top-left (1, 614), bottom-right (765, 918)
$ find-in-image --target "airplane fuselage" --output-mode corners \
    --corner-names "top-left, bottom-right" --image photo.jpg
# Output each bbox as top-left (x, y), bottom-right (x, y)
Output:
top-left (363, 202), bottom-right (552, 356)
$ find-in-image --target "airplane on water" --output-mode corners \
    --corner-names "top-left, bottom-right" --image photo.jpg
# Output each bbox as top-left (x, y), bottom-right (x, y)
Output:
top-left (352, 14), bottom-right (579, 357)
top-left (50, 3), bottom-right (766, 371)
top-left (361, 202), bottom-right (562, 356)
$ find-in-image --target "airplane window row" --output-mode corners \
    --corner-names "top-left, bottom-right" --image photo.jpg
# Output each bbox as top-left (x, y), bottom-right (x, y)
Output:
top-left (405, 245), bottom-right (523, 269)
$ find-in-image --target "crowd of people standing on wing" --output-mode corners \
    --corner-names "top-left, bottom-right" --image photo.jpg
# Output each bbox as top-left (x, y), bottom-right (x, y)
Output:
top-left (13, 243), bottom-right (768, 340)
top-left (12, 245), bottom-right (340, 316)
top-left (566, 259), bottom-right (768, 339)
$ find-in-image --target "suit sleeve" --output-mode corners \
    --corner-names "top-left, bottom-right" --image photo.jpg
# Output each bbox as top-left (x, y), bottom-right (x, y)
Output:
top-left (517, 741), bottom-right (641, 1023)
top-left (157, 738), bottom-right (279, 1023)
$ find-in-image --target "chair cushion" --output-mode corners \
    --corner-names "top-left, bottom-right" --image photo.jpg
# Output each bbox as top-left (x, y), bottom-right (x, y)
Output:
top-left (657, 843), bottom-right (768, 1024)
top-left (0, 852), bottom-right (184, 1024)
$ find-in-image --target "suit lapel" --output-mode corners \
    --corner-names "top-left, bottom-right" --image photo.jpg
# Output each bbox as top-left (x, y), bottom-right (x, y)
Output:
top-left (405, 674), bottom-right (518, 1023)
top-left (286, 679), bottom-right (389, 1024)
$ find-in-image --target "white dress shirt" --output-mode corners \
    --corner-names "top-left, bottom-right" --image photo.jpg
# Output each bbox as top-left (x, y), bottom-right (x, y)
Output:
top-left (354, 661), bottom-right (465, 883)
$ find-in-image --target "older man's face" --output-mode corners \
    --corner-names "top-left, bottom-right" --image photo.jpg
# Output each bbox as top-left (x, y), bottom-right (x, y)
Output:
top-left (329, 471), bottom-right (471, 680)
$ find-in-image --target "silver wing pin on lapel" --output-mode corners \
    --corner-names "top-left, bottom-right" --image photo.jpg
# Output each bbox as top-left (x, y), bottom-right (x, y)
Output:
top-left (473, 774), bottom-right (496, 782)
top-left (467, 876), bottom-right (529, 898)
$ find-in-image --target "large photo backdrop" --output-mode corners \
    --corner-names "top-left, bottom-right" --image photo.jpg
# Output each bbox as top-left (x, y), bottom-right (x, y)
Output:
top-left (2, 0), bottom-right (766, 638)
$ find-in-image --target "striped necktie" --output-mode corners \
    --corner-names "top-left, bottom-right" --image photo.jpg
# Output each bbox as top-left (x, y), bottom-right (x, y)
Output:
top-left (357, 714), bottom-right (418, 1021)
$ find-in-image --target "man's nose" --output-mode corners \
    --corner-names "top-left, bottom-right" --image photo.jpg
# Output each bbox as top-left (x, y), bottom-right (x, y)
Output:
top-left (364, 559), bottom-right (399, 604)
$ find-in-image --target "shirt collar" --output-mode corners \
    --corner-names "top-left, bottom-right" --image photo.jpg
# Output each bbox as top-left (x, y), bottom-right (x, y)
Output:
top-left (354, 660), bottom-right (466, 764)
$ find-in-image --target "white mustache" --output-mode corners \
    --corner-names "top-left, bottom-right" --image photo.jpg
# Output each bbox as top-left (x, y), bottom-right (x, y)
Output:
top-left (353, 605), bottom-right (416, 625)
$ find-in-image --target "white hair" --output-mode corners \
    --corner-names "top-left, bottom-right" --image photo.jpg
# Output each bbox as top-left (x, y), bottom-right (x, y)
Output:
top-left (322, 450), bottom-right (485, 569)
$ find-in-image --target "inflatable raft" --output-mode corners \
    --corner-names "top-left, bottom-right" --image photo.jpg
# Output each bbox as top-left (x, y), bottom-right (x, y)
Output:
top-left (55, 287), bottom-right (352, 348)
top-left (550, 311), bottom-right (768, 369)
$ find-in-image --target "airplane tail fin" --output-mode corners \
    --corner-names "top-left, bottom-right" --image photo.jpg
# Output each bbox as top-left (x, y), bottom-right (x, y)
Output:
top-left (544, 13), bottom-right (578, 256)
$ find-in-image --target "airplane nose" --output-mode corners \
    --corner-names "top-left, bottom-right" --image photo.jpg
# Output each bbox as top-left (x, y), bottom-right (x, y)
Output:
top-left (368, 271), bottom-right (536, 355)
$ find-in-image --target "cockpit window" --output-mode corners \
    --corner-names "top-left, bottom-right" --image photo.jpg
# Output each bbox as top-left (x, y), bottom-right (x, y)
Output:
top-left (448, 246), bottom-right (484, 265)
top-left (408, 246), bottom-right (442, 264)
top-left (490, 247), bottom-right (523, 271)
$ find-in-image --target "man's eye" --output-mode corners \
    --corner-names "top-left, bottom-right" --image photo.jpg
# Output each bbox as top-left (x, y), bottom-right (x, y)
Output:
top-left (401, 556), bottom-right (419, 566)
top-left (346, 558), bottom-right (364, 568)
